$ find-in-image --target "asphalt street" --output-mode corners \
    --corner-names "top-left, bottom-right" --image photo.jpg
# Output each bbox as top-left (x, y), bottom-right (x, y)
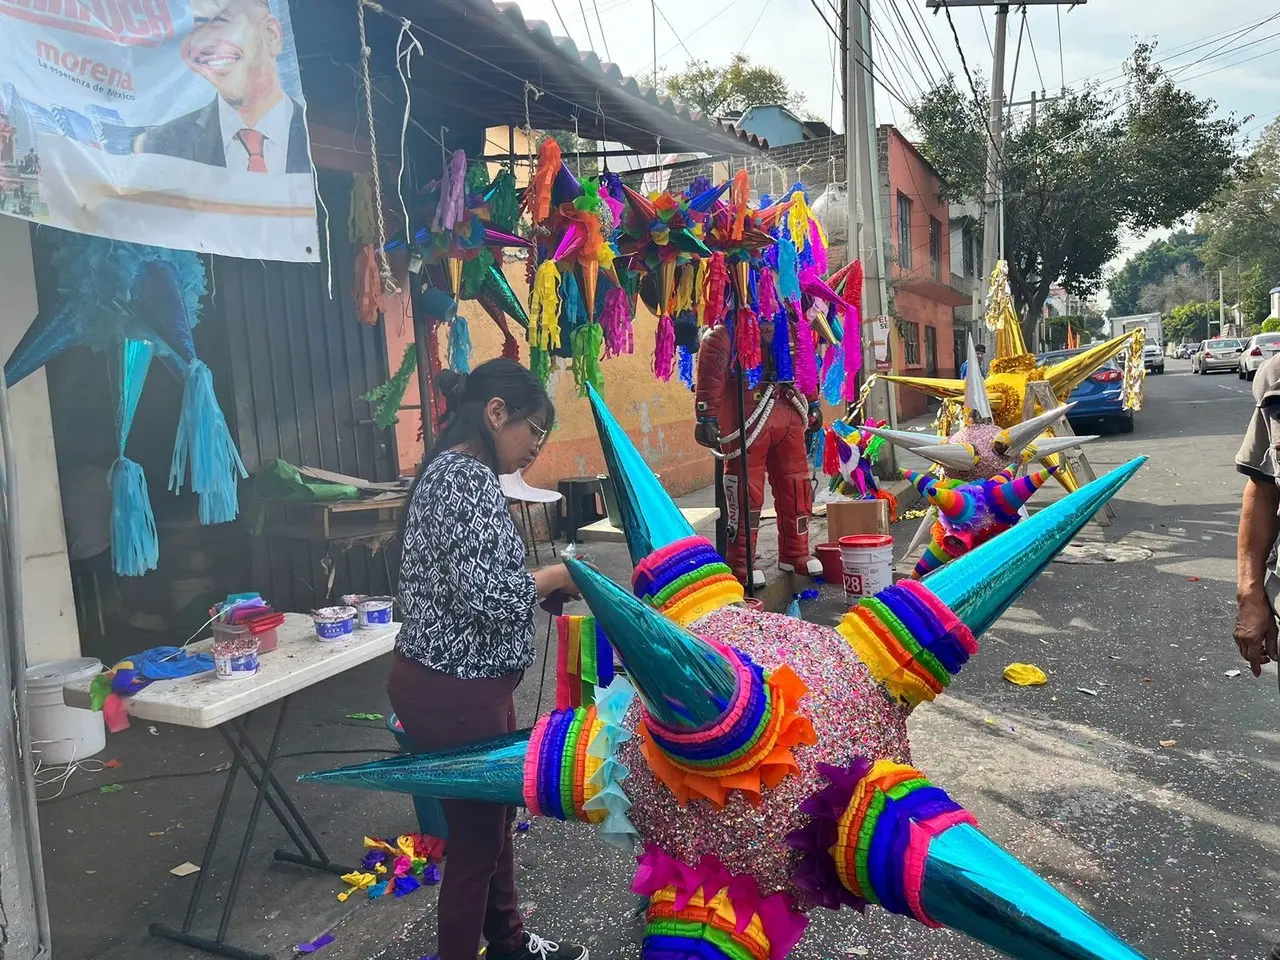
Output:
top-left (48, 358), bottom-right (1278, 960)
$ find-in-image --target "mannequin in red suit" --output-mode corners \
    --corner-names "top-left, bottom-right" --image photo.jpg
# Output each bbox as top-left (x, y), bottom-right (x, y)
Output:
top-left (694, 318), bottom-right (823, 588)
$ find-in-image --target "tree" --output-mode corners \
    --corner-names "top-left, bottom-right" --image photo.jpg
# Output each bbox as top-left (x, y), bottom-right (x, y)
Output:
top-left (1166, 300), bottom-right (1219, 344)
top-left (660, 54), bottom-right (806, 118)
top-left (910, 43), bottom-right (1245, 342)
top-left (1043, 312), bottom-right (1106, 348)
top-left (1198, 119), bottom-right (1280, 327)
top-left (1135, 262), bottom-right (1209, 314)
top-left (1106, 230), bottom-right (1206, 315)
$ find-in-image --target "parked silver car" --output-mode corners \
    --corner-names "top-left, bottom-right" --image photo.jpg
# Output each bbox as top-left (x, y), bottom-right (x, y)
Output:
top-left (1193, 337), bottom-right (1243, 374)
top-left (1238, 333), bottom-right (1280, 380)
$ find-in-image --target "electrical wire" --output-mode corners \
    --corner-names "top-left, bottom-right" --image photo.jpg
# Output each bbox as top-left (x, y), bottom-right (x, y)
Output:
top-left (649, 0), bottom-right (693, 62)
top-left (577, 0), bottom-right (598, 54)
top-left (1008, 10), bottom-right (1026, 107)
top-left (591, 0), bottom-right (613, 61)
top-left (549, 0), bottom-right (573, 37)
top-left (1166, 11), bottom-right (1280, 79)
top-left (940, 0), bottom-right (1003, 171)
top-left (1026, 15), bottom-right (1047, 92)
top-left (740, 0), bottom-right (772, 51)
top-left (657, 0), bottom-right (742, 60)
top-left (1055, 7), bottom-right (1064, 92)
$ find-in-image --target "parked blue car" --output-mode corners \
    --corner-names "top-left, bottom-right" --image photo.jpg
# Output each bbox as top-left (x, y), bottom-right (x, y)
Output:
top-left (1036, 349), bottom-right (1134, 434)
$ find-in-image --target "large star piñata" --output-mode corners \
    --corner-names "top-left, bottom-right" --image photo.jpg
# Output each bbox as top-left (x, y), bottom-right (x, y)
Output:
top-left (303, 385), bottom-right (1149, 960)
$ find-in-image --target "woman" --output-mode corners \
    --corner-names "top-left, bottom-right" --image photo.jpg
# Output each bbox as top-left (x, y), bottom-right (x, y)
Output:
top-left (389, 359), bottom-right (586, 960)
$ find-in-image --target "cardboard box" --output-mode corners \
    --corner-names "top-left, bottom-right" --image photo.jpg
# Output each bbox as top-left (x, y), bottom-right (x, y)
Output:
top-left (824, 499), bottom-right (890, 543)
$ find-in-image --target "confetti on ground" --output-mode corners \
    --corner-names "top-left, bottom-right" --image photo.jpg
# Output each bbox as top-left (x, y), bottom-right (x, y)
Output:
top-left (169, 862), bottom-right (201, 877)
top-left (346, 713), bottom-right (384, 721)
top-left (99, 784), bottom-right (123, 794)
top-left (1224, 669), bottom-right (1242, 678)
top-left (1160, 740), bottom-right (1178, 748)
top-left (1077, 687), bottom-right (1099, 697)
top-left (295, 933), bottom-right (335, 954)
top-left (104, 758), bottom-right (122, 768)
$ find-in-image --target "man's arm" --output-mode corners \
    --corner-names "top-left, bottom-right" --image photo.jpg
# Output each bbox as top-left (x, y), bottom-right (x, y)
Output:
top-left (1235, 478), bottom-right (1280, 676)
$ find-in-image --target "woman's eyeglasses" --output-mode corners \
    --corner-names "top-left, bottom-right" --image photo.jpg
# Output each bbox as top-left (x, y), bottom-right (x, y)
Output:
top-left (525, 417), bottom-right (550, 450)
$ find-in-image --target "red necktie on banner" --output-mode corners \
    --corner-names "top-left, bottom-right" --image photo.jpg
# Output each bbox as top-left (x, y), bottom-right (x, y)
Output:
top-left (235, 128), bottom-right (268, 173)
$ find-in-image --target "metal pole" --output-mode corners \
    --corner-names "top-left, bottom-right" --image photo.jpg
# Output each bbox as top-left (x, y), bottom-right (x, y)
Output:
top-left (411, 284), bottom-right (436, 450)
top-left (845, 0), bottom-right (897, 437)
top-left (733, 363), bottom-right (754, 597)
top-left (982, 3), bottom-right (1010, 306)
top-left (1218, 269), bottom-right (1225, 334)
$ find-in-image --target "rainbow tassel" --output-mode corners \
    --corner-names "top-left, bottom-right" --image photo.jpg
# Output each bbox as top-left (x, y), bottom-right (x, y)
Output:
top-left (529, 261), bottom-right (562, 351)
top-left (599, 287), bottom-right (634, 358)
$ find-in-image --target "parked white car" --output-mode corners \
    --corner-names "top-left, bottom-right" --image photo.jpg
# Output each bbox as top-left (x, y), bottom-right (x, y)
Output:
top-left (1193, 338), bottom-right (1243, 374)
top-left (1238, 333), bottom-right (1280, 380)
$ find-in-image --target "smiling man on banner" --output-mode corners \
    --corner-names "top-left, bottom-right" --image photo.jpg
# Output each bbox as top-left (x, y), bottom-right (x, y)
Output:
top-left (132, 0), bottom-right (308, 174)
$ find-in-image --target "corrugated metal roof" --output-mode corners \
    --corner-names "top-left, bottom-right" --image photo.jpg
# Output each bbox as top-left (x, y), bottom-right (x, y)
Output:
top-left (412, 0), bottom-right (768, 155)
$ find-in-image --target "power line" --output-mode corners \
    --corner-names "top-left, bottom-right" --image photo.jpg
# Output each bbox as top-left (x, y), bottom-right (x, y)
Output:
top-left (657, 0), bottom-right (739, 60)
top-left (740, 0), bottom-right (773, 49)
top-left (1055, 7), bottom-right (1064, 92)
top-left (548, 0), bottom-right (574, 38)
top-left (1026, 16), bottom-right (1047, 91)
top-left (590, 0), bottom-right (613, 61)
top-left (1166, 10), bottom-right (1280, 79)
top-left (1179, 38), bottom-right (1280, 84)
top-left (1008, 9), bottom-right (1026, 103)
top-left (939, 0), bottom-right (1003, 171)
top-left (577, 0), bottom-right (598, 54)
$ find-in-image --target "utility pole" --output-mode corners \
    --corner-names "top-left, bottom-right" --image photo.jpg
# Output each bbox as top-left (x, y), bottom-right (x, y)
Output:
top-left (845, 0), bottom-right (897, 432)
top-left (1219, 269), bottom-right (1225, 335)
top-left (983, 3), bottom-right (1009, 307)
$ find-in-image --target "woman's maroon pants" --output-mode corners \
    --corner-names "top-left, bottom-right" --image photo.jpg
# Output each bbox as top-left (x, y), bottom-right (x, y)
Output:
top-left (388, 653), bottom-right (525, 960)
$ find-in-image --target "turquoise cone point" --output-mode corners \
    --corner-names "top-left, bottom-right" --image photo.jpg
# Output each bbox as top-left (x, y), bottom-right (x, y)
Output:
top-left (565, 556), bottom-right (735, 728)
top-left (586, 384), bottom-right (694, 565)
top-left (298, 729), bottom-right (529, 806)
top-left (927, 457), bottom-right (1145, 637)
top-left (922, 823), bottom-right (1147, 960)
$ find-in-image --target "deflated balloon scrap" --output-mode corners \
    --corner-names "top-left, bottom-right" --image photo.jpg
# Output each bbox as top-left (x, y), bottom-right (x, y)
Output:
top-left (1002, 663), bottom-right (1047, 686)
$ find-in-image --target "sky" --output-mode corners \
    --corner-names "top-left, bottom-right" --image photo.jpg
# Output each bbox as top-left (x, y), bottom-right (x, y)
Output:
top-left (506, 0), bottom-right (1280, 297)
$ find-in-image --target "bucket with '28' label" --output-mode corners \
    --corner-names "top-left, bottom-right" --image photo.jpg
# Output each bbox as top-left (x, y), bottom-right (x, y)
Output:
top-left (839, 534), bottom-right (894, 600)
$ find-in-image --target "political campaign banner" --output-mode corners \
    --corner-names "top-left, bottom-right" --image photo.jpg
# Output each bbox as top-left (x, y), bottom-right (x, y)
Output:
top-left (0, 0), bottom-right (320, 262)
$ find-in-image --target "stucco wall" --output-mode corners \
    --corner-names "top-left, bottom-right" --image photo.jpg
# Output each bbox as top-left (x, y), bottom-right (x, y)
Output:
top-left (386, 259), bottom-right (714, 499)
top-left (0, 218), bottom-right (80, 665)
top-left (882, 127), bottom-right (958, 420)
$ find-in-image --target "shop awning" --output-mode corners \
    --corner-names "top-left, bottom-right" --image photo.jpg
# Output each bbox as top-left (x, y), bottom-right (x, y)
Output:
top-left (383, 0), bottom-right (769, 155)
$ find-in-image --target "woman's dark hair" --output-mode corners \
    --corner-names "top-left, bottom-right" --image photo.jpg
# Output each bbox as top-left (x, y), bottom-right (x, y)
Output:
top-left (429, 358), bottom-right (554, 469)
top-left (397, 359), bottom-right (553, 554)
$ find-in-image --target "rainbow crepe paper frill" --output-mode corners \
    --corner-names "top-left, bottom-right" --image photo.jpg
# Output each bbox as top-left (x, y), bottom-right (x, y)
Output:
top-left (633, 844), bottom-right (808, 960)
top-left (637, 642), bottom-right (816, 807)
top-left (787, 759), bottom-right (976, 927)
top-left (632, 535), bottom-right (745, 626)
top-left (523, 676), bottom-right (638, 850)
top-left (835, 580), bottom-right (977, 708)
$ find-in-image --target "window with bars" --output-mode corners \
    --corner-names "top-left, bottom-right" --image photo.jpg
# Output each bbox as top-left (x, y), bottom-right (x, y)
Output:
top-left (897, 192), bottom-right (912, 269)
top-left (903, 321), bottom-right (921, 366)
top-left (929, 217), bottom-right (942, 279)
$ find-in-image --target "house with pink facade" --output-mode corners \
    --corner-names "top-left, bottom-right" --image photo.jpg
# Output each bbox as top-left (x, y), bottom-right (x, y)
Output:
top-left (878, 125), bottom-right (973, 420)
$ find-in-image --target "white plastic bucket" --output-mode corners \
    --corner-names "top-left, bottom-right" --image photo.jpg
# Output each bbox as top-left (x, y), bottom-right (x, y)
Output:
top-left (25, 658), bottom-right (106, 766)
top-left (840, 534), bottom-right (894, 600)
top-left (357, 597), bottom-right (393, 629)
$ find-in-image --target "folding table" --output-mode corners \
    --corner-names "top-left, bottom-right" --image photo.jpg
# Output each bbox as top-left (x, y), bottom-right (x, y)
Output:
top-left (63, 613), bottom-right (399, 960)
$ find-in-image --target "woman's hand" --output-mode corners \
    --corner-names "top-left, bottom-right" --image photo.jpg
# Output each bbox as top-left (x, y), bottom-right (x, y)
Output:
top-left (533, 563), bottom-right (580, 599)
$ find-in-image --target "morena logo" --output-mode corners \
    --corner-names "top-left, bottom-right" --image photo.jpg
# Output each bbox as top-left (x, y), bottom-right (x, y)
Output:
top-left (0, 0), bottom-right (176, 47)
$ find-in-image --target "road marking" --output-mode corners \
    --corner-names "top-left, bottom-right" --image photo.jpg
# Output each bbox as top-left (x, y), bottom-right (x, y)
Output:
top-left (1217, 383), bottom-right (1251, 396)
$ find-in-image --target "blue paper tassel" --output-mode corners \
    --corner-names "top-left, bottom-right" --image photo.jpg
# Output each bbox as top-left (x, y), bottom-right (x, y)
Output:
top-left (677, 345), bottom-right (695, 390)
top-left (110, 457), bottom-right (159, 577)
top-left (771, 311), bottom-right (794, 382)
top-left (777, 241), bottom-right (801, 304)
top-left (822, 346), bottom-right (845, 405)
top-left (747, 363), bottom-right (762, 389)
top-left (449, 313), bottom-right (472, 373)
top-left (170, 359), bottom-right (248, 525)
